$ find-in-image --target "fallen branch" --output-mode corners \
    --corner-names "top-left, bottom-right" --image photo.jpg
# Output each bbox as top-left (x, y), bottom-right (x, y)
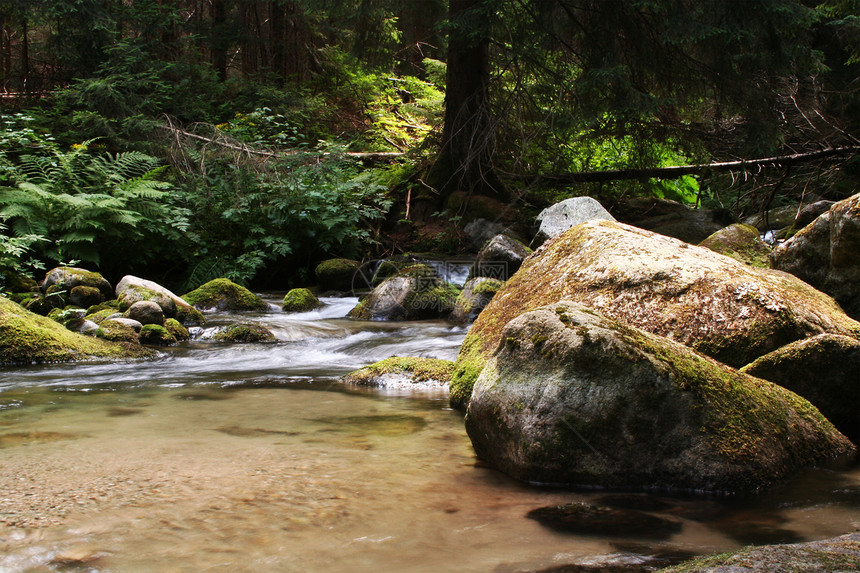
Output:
top-left (520, 146), bottom-right (860, 184)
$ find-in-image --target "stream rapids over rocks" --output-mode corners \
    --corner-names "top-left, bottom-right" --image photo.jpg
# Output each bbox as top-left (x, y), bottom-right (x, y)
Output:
top-left (0, 294), bottom-right (858, 572)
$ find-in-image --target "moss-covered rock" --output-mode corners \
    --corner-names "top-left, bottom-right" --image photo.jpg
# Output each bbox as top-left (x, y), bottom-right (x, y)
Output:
top-left (315, 258), bottom-right (360, 292)
top-left (451, 277), bottom-right (503, 324)
top-left (771, 193), bottom-right (860, 320)
top-left (86, 309), bottom-right (120, 325)
top-left (182, 278), bottom-right (268, 312)
top-left (662, 532), bottom-right (860, 572)
top-left (95, 319), bottom-right (141, 344)
top-left (42, 267), bottom-right (112, 301)
top-left (347, 266), bottom-right (459, 321)
top-left (341, 357), bottom-right (455, 386)
top-left (740, 334), bottom-right (860, 444)
top-left (1, 270), bottom-right (39, 293)
top-left (282, 288), bottom-right (321, 312)
top-left (468, 234), bottom-right (532, 281)
top-left (69, 285), bottom-right (104, 308)
top-left (164, 318), bottom-right (190, 341)
top-left (450, 220), bottom-right (860, 408)
top-left (465, 301), bottom-right (855, 494)
top-left (699, 223), bottom-right (772, 268)
top-left (212, 323), bottom-right (276, 343)
top-left (115, 276), bottom-right (205, 325)
top-left (138, 324), bottom-right (177, 346)
top-left (0, 297), bottom-right (152, 364)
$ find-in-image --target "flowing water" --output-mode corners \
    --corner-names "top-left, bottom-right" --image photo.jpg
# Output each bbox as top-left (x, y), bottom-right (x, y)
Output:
top-left (0, 296), bottom-right (858, 572)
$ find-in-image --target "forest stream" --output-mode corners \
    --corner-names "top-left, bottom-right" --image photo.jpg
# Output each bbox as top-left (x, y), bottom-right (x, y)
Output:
top-left (0, 295), bottom-right (858, 572)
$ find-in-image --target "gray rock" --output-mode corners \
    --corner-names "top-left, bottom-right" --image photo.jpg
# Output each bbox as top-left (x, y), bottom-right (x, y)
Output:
top-left (71, 320), bottom-right (100, 336)
top-left (347, 265), bottom-right (459, 321)
top-left (123, 300), bottom-right (164, 326)
top-left (451, 277), bottom-right (503, 324)
top-left (535, 197), bottom-right (615, 243)
top-left (111, 317), bottom-right (143, 332)
top-left (465, 301), bottom-right (855, 494)
top-left (740, 334), bottom-right (860, 444)
top-left (116, 275), bottom-right (204, 325)
top-left (469, 234), bottom-right (531, 281)
top-left (463, 218), bottom-right (514, 250)
top-left (771, 193), bottom-right (860, 320)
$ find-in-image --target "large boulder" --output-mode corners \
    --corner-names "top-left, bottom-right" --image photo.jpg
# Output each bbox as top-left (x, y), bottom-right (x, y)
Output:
top-left (468, 234), bottom-right (531, 281)
top-left (451, 220), bottom-right (860, 407)
top-left (535, 196), bottom-right (615, 243)
top-left (116, 276), bottom-right (204, 325)
top-left (348, 265), bottom-right (459, 321)
top-left (698, 223), bottom-right (771, 268)
top-left (740, 334), bottom-right (860, 444)
top-left (450, 277), bottom-right (503, 324)
top-left (0, 297), bottom-right (152, 364)
top-left (282, 288), bottom-right (321, 313)
top-left (771, 193), bottom-right (860, 319)
top-left (41, 267), bottom-right (112, 306)
top-left (182, 278), bottom-right (268, 313)
top-left (465, 301), bottom-right (855, 494)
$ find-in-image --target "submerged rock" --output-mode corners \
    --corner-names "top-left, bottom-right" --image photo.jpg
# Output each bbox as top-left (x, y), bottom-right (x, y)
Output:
top-left (451, 219), bottom-right (860, 407)
top-left (341, 356), bottom-right (454, 387)
top-left (348, 265), bottom-right (459, 321)
top-left (526, 502), bottom-right (681, 539)
top-left (771, 193), bottom-right (860, 319)
top-left (698, 223), bottom-right (771, 268)
top-left (465, 301), bottom-right (855, 494)
top-left (182, 278), bottom-right (268, 313)
top-left (740, 334), bottom-right (860, 444)
top-left (282, 288), bottom-right (321, 313)
top-left (116, 275), bottom-right (204, 325)
top-left (0, 297), bottom-right (152, 364)
top-left (661, 532), bottom-right (860, 572)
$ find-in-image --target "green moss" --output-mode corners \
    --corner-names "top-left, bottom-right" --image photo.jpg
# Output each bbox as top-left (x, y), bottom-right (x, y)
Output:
top-left (86, 309), bottom-right (118, 324)
top-left (282, 288), bottom-right (321, 313)
top-left (0, 297), bottom-right (151, 364)
top-left (315, 258), bottom-right (360, 291)
top-left (95, 319), bottom-right (140, 344)
top-left (699, 223), bottom-right (772, 268)
top-left (449, 334), bottom-right (487, 409)
top-left (347, 297), bottom-right (372, 320)
top-left (341, 356), bottom-right (455, 385)
top-left (472, 278), bottom-right (504, 296)
top-left (164, 318), bottom-right (190, 341)
top-left (138, 324), bottom-right (176, 346)
top-left (182, 278), bottom-right (268, 312)
top-left (213, 324), bottom-right (276, 343)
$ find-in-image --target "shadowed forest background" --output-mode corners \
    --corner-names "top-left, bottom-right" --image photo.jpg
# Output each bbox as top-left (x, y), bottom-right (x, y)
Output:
top-left (1, 0), bottom-right (858, 291)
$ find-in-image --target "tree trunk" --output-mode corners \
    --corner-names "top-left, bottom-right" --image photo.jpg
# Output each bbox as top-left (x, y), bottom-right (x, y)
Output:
top-left (428, 0), bottom-right (505, 205)
top-left (270, 2), bottom-right (285, 82)
top-left (210, 0), bottom-right (228, 81)
top-left (21, 18), bottom-right (28, 91)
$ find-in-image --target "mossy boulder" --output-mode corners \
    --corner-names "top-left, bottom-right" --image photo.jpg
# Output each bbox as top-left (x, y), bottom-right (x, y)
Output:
top-left (465, 301), bottom-right (855, 494)
top-left (42, 267), bottom-right (112, 302)
top-left (451, 220), bottom-right (860, 408)
top-left (69, 285), bottom-right (104, 308)
top-left (740, 334), bottom-right (860, 444)
top-left (138, 324), bottom-right (177, 346)
top-left (164, 318), bottom-right (190, 341)
top-left (341, 357), bottom-right (455, 386)
top-left (212, 323), bottom-right (276, 343)
top-left (0, 297), bottom-right (152, 364)
top-left (95, 319), bottom-right (141, 344)
top-left (182, 278), bottom-right (268, 313)
top-left (347, 265), bottom-right (459, 321)
top-left (771, 193), bottom-right (860, 319)
top-left (282, 288), bottom-right (321, 313)
top-left (1, 270), bottom-right (38, 293)
top-left (315, 258), bottom-right (360, 292)
top-left (115, 276), bottom-right (205, 325)
top-left (468, 234), bottom-right (531, 281)
top-left (86, 308), bottom-right (120, 325)
top-left (451, 277), bottom-right (503, 324)
top-left (699, 223), bottom-right (772, 268)
top-left (662, 532), bottom-right (860, 573)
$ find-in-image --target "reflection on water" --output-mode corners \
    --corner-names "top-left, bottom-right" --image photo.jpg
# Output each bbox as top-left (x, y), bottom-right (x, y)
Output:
top-left (0, 294), bottom-right (858, 572)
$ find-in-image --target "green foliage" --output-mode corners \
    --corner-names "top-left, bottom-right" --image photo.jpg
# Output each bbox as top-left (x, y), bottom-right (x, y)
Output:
top-left (0, 140), bottom-right (186, 271)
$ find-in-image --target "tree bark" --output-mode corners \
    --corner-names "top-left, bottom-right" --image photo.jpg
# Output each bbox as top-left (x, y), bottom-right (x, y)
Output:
top-left (428, 0), bottom-right (506, 203)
